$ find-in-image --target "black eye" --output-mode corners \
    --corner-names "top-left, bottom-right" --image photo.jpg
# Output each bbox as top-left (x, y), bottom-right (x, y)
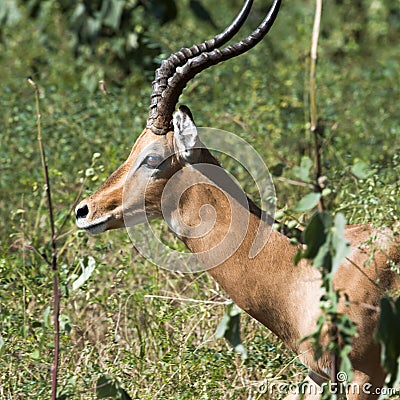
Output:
top-left (144, 154), bottom-right (162, 168)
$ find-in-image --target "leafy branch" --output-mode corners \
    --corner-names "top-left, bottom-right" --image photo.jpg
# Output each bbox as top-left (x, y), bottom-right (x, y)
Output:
top-left (294, 0), bottom-right (357, 391)
top-left (295, 212), bottom-right (355, 385)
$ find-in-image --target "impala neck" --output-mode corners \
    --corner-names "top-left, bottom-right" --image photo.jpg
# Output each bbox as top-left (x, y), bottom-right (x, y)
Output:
top-left (173, 149), bottom-right (321, 351)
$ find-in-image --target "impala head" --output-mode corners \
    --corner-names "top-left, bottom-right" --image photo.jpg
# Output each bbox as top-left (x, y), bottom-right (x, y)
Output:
top-left (75, 0), bottom-right (281, 234)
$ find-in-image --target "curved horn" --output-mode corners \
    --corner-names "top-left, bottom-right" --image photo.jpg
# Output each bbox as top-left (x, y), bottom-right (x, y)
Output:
top-left (147, 0), bottom-right (281, 135)
top-left (147, 0), bottom-right (254, 135)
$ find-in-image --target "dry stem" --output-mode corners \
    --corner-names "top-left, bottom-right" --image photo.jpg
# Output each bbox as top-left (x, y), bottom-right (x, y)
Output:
top-left (28, 77), bottom-right (60, 400)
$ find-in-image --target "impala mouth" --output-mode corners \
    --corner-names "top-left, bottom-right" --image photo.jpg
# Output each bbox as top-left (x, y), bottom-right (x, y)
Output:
top-left (76, 214), bottom-right (112, 234)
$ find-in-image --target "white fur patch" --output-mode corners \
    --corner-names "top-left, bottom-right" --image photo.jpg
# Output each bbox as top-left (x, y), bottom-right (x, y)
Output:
top-left (173, 108), bottom-right (201, 163)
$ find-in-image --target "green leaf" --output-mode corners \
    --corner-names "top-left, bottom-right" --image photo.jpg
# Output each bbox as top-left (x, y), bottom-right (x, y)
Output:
top-left (101, 0), bottom-right (125, 30)
top-left (302, 211), bottom-right (332, 260)
top-left (293, 156), bottom-right (313, 182)
top-left (43, 305), bottom-right (51, 328)
top-left (70, 3), bottom-right (86, 32)
top-left (84, 16), bottom-right (102, 42)
top-left (300, 212), bottom-right (350, 273)
top-left (0, 335), bottom-right (4, 356)
top-left (59, 314), bottom-right (72, 334)
top-left (223, 313), bottom-right (242, 348)
top-left (312, 240), bottom-right (332, 271)
top-left (96, 375), bottom-right (132, 399)
top-left (299, 211), bottom-right (337, 272)
top-left (294, 248), bottom-right (303, 265)
top-left (30, 349), bottom-right (40, 360)
top-left (72, 256), bottom-right (96, 291)
top-left (215, 313), bottom-right (230, 339)
top-left (339, 344), bottom-right (354, 382)
top-left (350, 161), bottom-right (375, 179)
top-left (331, 213), bottom-right (351, 273)
top-left (295, 192), bottom-right (321, 212)
top-left (0, 0), bottom-right (21, 26)
top-left (228, 304), bottom-right (242, 317)
top-left (375, 297), bottom-right (400, 387)
top-left (215, 303), bottom-right (247, 359)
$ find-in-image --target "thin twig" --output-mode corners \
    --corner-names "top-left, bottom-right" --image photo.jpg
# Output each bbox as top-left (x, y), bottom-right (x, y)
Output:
top-left (345, 256), bottom-right (385, 294)
top-left (144, 294), bottom-right (231, 305)
top-left (309, 0), bottom-right (324, 211)
top-left (28, 77), bottom-right (60, 400)
top-left (276, 176), bottom-right (314, 189)
top-left (310, 0), bottom-right (321, 133)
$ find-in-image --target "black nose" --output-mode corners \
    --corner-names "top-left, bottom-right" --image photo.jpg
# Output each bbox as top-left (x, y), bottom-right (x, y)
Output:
top-left (76, 204), bottom-right (89, 219)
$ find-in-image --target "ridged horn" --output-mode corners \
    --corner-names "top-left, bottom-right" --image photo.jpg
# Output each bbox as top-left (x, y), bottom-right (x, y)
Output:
top-left (147, 0), bottom-right (281, 135)
top-left (147, 0), bottom-right (254, 134)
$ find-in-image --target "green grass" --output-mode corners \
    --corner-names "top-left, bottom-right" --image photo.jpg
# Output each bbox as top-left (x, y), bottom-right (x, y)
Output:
top-left (1, 0), bottom-right (399, 399)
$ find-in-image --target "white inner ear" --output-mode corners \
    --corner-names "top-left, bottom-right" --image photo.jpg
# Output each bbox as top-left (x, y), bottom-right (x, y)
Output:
top-left (173, 109), bottom-right (201, 163)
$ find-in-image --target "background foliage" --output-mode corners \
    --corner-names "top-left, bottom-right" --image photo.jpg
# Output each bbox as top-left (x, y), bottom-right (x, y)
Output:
top-left (0, 0), bottom-right (399, 398)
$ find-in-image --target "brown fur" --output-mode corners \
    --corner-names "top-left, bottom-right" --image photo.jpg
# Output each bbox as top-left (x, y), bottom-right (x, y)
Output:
top-left (76, 128), bottom-right (400, 399)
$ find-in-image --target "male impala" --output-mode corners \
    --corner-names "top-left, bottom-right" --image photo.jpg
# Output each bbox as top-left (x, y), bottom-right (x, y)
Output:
top-left (75, 0), bottom-right (399, 398)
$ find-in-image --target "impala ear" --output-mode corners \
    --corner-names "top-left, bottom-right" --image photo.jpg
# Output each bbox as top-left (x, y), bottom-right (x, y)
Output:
top-left (173, 105), bottom-right (202, 163)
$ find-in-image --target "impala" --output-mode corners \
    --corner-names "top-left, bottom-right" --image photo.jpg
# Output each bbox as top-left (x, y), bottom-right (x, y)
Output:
top-left (75, 1), bottom-right (399, 398)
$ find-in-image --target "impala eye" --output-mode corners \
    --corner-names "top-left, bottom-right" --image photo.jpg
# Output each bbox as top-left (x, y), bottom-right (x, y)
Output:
top-left (144, 154), bottom-right (163, 168)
